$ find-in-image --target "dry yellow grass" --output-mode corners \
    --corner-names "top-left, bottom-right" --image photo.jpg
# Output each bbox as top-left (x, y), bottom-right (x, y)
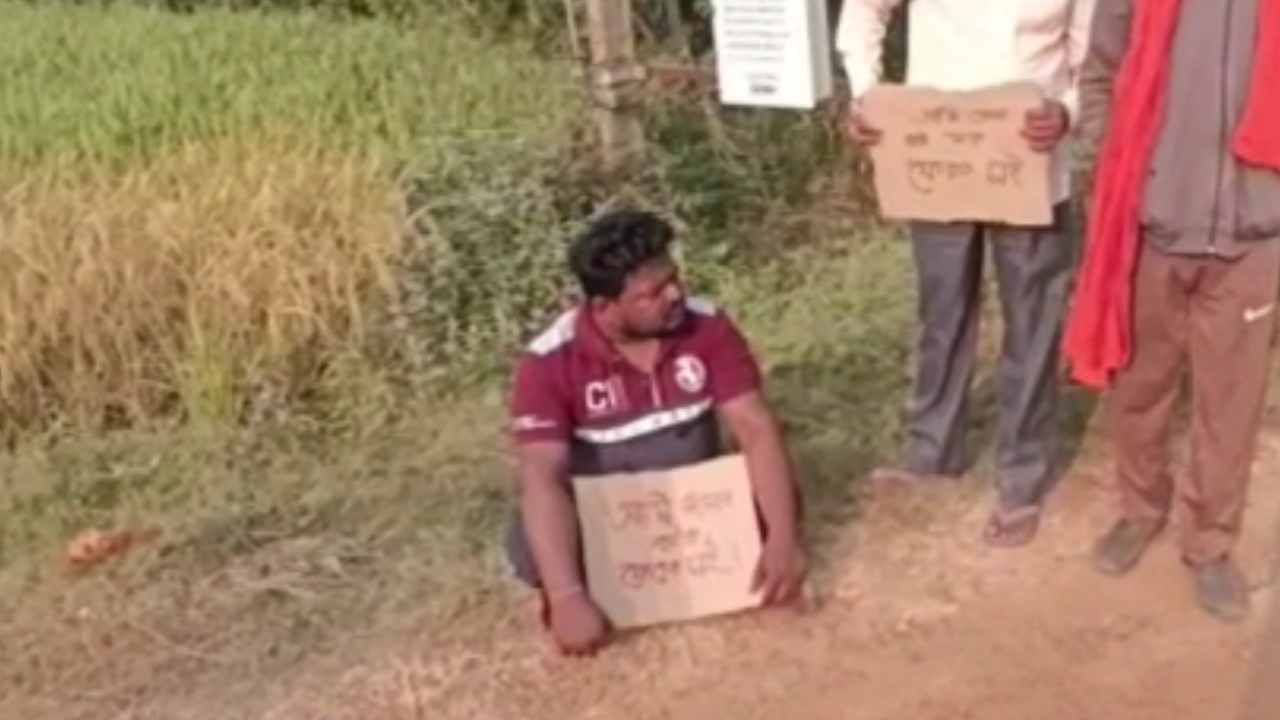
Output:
top-left (0, 136), bottom-right (403, 438)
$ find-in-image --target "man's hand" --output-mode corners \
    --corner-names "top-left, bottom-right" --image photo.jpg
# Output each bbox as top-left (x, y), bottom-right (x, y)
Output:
top-left (1023, 99), bottom-right (1070, 153)
top-left (844, 100), bottom-right (883, 147)
top-left (751, 532), bottom-right (808, 606)
top-left (718, 390), bottom-right (806, 608)
top-left (547, 590), bottom-right (609, 656)
top-left (517, 442), bottom-right (605, 655)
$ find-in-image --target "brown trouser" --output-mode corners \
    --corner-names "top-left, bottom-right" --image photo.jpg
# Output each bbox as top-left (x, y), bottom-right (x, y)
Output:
top-left (1110, 239), bottom-right (1280, 565)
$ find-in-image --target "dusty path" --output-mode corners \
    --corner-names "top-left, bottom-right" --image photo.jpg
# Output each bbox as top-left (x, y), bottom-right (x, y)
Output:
top-left (264, 421), bottom-right (1280, 720)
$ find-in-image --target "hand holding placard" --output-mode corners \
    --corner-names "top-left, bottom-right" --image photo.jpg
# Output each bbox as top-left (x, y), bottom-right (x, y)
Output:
top-left (860, 82), bottom-right (1054, 226)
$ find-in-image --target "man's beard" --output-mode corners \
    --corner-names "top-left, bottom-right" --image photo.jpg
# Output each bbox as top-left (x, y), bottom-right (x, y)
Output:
top-left (621, 308), bottom-right (684, 341)
top-left (620, 324), bottom-right (667, 341)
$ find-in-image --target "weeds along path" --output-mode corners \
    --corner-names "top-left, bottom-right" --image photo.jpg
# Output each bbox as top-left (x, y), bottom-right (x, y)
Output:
top-left (265, 401), bottom-right (1280, 720)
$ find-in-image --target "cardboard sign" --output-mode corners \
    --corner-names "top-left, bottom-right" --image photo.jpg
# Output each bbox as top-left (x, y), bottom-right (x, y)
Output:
top-left (573, 454), bottom-right (763, 629)
top-left (861, 82), bottom-right (1053, 226)
top-left (712, 0), bottom-right (834, 109)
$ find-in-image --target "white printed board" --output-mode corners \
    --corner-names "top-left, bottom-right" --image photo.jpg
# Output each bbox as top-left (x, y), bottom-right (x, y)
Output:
top-left (712, 0), bottom-right (834, 109)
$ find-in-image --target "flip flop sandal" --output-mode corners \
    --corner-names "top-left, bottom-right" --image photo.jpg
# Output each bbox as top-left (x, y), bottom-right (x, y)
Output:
top-left (983, 503), bottom-right (1041, 548)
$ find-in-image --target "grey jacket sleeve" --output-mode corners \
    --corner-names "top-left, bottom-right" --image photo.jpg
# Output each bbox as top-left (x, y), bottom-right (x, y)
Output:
top-left (1078, 0), bottom-right (1134, 166)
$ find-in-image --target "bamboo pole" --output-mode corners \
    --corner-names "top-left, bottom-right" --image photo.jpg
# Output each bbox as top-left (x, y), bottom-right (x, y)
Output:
top-left (585, 0), bottom-right (646, 171)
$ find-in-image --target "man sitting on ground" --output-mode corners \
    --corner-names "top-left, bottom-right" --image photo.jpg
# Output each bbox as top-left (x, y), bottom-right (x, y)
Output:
top-left (505, 209), bottom-right (807, 655)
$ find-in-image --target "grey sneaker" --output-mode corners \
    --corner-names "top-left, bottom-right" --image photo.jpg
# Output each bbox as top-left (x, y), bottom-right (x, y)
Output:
top-left (1093, 518), bottom-right (1163, 576)
top-left (1192, 557), bottom-right (1250, 624)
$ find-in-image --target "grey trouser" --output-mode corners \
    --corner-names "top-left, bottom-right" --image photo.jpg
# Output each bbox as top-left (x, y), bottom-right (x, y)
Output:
top-left (904, 203), bottom-right (1071, 509)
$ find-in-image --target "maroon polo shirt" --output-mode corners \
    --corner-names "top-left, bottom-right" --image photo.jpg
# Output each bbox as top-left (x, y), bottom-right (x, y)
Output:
top-left (509, 297), bottom-right (762, 476)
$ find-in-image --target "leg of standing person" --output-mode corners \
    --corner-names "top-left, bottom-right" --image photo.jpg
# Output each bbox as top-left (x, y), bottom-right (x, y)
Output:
top-left (981, 203), bottom-right (1073, 546)
top-left (878, 220), bottom-right (984, 482)
top-left (1094, 243), bottom-right (1190, 574)
top-left (1182, 241), bottom-right (1280, 622)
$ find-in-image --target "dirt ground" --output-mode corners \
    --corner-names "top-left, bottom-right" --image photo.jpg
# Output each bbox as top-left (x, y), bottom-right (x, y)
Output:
top-left (255, 412), bottom-right (1280, 720)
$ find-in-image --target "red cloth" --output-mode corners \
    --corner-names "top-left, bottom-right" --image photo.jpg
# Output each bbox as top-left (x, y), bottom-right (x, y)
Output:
top-left (1235, 0), bottom-right (1280, 169)
top-left (1064, 0), bottom-right (1280, 391)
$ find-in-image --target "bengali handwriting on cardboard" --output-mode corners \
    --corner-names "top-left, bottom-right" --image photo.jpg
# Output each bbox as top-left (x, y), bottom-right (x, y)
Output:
top-left (862, 82), bottom-right (1053, 226)
top-left (573, 455), bottom-right (763, 629)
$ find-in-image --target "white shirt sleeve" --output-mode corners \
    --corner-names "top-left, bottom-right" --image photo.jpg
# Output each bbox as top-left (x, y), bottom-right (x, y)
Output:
top-left (835, 0), bottom-right (907, 101)
top-left (1059, 0), bottom-right (1098, 128)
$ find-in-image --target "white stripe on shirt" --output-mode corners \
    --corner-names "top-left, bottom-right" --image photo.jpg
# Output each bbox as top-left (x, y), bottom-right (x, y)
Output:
top-left (573, 399), bottom-right (714, 445)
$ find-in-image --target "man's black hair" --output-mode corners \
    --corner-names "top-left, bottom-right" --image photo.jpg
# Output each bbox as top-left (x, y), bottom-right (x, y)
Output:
top-left (569, 209), bottom-right (674, 299)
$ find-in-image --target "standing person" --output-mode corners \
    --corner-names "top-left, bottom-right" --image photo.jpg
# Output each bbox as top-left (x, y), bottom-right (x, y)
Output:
top-left (1067, 0), bottom-right (1280, 622)
top-left (836, 0), bottom-right (1096, 547)
top-left (505, 209), bottom-right (807, 655)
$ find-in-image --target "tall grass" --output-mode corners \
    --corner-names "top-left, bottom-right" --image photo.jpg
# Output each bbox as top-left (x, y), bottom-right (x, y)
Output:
top-left (0, 1), bottom-right (856, 436)
top-left (0, 1), bottom-right (583, 436)
top-left (0, 136), bottom-right (403, 434)
top-left (0, 2), bottom-right (577, 170)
